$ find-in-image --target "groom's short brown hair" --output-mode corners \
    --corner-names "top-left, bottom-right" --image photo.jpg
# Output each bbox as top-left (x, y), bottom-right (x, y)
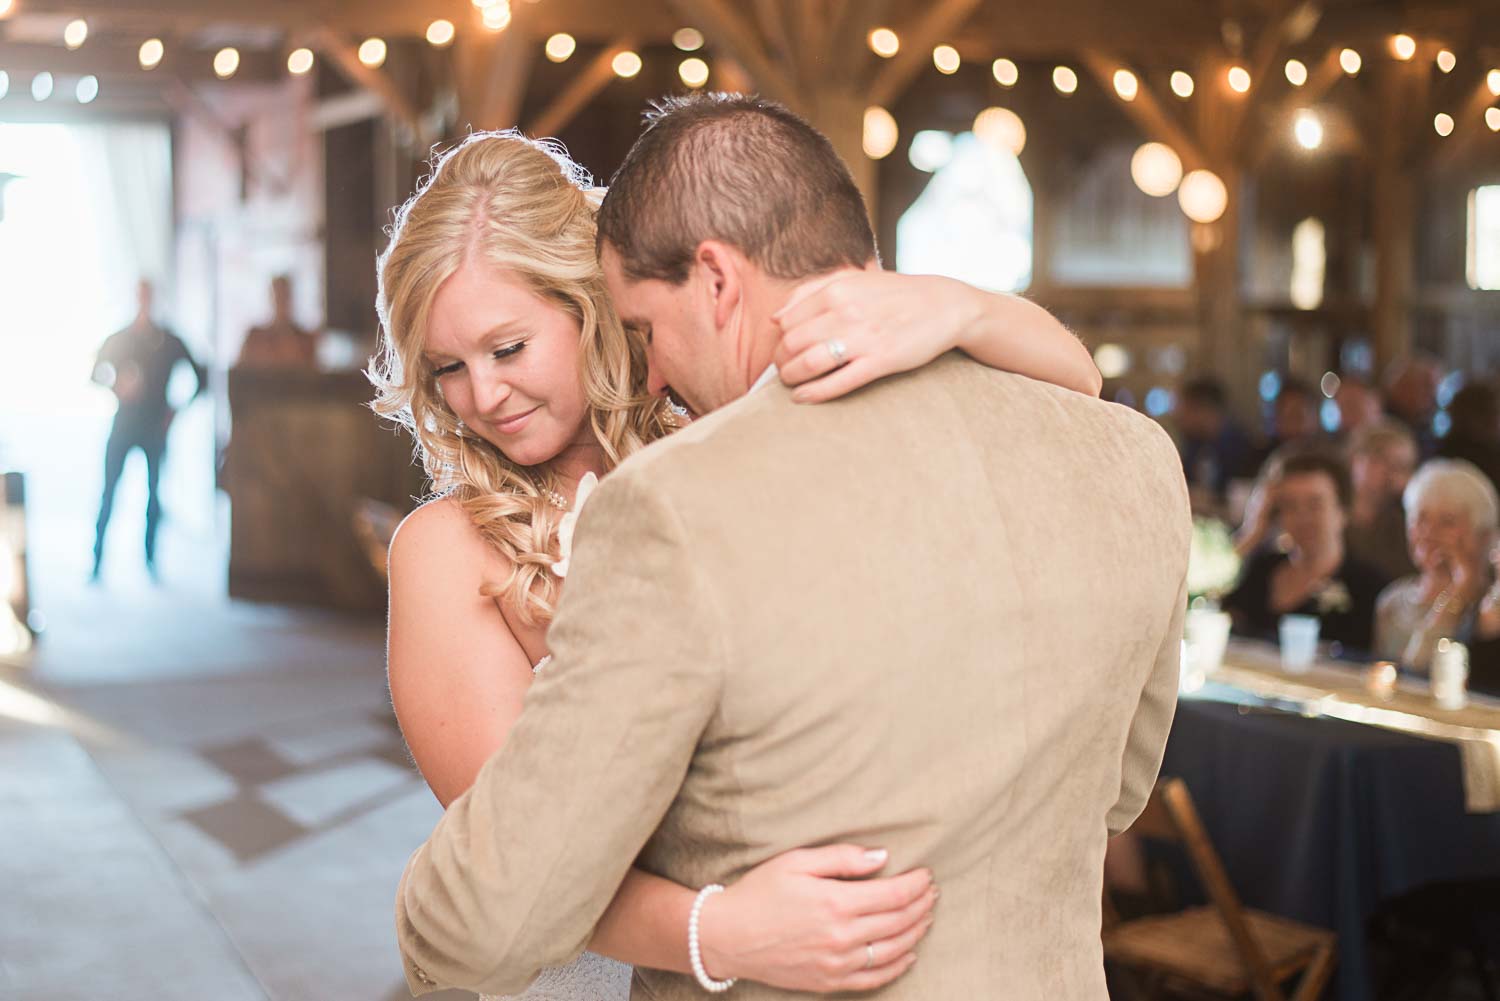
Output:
top-left (596, 93), bottom-right (877, 284)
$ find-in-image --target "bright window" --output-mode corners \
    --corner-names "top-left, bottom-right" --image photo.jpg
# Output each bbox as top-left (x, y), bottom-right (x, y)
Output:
top-left (1468, 185), bottom-right (1500, 290)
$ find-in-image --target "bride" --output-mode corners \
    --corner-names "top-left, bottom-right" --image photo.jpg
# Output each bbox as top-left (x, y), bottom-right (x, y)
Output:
top-left (371, 130), bottom-right (1101, 998)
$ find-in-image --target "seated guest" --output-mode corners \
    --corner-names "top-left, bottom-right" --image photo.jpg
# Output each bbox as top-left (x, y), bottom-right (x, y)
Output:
top-left (1175, 376), bottom-right (1256, 512)
top-left (237, 275), bottom-right (317, 368)
top-left (1223, 451), bottom-right (1386, 655)
top-left (1347, 420), bottom-right (1419, 583)
top-left (1436, 381), bottom-right (1500, 495)
top-left (1374, 459), bottom-right (1499, 673)
top-left (1248, 377), bottom-right (1322, 473)
top-left (1383, 354), bottom-right (1442, 458)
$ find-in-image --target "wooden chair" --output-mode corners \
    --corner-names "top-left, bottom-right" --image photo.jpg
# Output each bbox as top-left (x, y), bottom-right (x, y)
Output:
top-left (1102, 777), bottom-right (1337, 1001)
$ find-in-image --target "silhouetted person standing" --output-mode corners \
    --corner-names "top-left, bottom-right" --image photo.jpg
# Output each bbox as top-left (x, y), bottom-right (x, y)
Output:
top-left (91, 280), bottom-right (205, 580)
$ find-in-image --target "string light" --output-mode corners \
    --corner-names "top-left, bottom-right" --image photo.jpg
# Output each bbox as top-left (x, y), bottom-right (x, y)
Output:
top-left (483, 2), bottom-right (511, 31)
top-left (287, 48), bottom-right (315, 75)
top-left (1436, 50), bottom-right (1456, 73)
top-left (1339, 48), bottom-right (1362, 76)
top-left (933, 44), bottom-right (960, 74)
top-left (1227, 65), bottom-right (1251, 93)
top-left (214, 47), bottom-right (240, 79)
top-left (1434, 112), bottom-right (1454, 136)
top-left (1170, 71), bottom-right (1194, 98)
top-left (358, 38), bottom-right (387, 68)
top-left (611, 50), bottom-right (642, 78)
top-left (1488, 69), bottom-right (1500, 97)
top-left (0, 0), bottom-right (13, 20)
top-left (1294, 109), bottom-right (1323, 150)
top-left (973, 106), bottom-right (1026, 156)
top-left (868, 28), bottom-right (899, 58)
top-left (678, 57), bottom-right (709, 88)
top-left (31, 72), bottom-right (53, 101)
top-left (1113, 69), bottom-right (1138, 101)
top-left (1486, 107), bottom-right (1500, 132)
top-left (1285, 59), bottom-right (1308, 86)
top-left (1391, 34), bottom-right (1416, 61)
top-left (76, 75), bottom-right (98, 104)
top-left (1052, 65), bottom-right (1078, 94)
top-left (545, 33), bottom-right (576, 62)
top-left (1130, 143), bottom-right (1183, 197)
top-left (673, 28), bottom-right (704, 51)
top-left (139, 38), bottom-right (165, 70)
top-left (426, 20), bottom-right (456, 47)
top-left (1178, 169), bottom-right (1228, 223)
top-left (992, 58), bottom-right (1018, 87)
top-left (862, 106), bottom-right (898, 159)
top-left (63, 19), bottom-right (88, 50)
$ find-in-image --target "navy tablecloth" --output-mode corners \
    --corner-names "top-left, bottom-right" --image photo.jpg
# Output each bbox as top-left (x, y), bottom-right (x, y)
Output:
top-left (1158, 696), bottom-right (1500, 1001)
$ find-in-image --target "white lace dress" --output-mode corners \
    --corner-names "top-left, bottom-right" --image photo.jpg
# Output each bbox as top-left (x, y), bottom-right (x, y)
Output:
top-left (477, 643), bottom-right (633, 1000)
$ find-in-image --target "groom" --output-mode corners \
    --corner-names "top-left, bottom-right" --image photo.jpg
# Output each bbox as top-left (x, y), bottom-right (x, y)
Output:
top-left (396, 94), bottom-right (1190, 999)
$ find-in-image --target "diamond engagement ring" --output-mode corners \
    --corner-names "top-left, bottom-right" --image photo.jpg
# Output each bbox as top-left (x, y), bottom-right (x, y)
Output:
top-left (826, 339), bottom-right (849, 366)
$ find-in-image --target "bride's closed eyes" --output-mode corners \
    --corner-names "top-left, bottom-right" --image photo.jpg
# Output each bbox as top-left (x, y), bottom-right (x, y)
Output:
top-left (430, 339), bottom-right (529, 378)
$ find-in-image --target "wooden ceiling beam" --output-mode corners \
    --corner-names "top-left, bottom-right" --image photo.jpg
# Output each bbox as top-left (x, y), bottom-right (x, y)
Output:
top-left (453, 25), bottom-right (533, 134)
top-left (308, 28), bottom-right (427, 144)
top-left (523, 38), bottom-right (633, 138)
top-left (1433, 75), bottom-right (1500, 170)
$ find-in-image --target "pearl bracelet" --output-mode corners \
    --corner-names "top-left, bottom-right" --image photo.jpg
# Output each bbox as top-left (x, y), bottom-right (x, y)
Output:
top-left (688, 884), bottom-right (737, 994)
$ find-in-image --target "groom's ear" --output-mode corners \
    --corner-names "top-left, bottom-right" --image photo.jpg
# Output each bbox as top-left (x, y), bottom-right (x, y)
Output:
top-left (694, 240), bottom-right (744, 332)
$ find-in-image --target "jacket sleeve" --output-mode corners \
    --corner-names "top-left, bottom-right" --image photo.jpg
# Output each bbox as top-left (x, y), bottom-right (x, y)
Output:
top-left (394, 466), bottom-right (725, 996)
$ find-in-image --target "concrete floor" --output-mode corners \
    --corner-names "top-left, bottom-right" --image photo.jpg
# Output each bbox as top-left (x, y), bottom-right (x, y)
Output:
top-left (1, 499), bottom-right (471, 1000)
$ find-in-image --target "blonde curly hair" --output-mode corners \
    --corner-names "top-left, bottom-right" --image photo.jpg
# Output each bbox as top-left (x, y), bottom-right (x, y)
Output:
top-left (369, 131), bottom-right (677, 623)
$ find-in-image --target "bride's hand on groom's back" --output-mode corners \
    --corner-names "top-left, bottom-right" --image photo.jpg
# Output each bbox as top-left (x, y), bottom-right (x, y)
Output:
top-left (773, 270), bottom-right (980, 404)
top-left (696, 844), bottom-right (937, 993)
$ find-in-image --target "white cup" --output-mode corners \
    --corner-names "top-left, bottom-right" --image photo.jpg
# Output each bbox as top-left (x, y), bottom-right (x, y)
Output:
top-left (1279, 614), bottom-right (1320, 674)
top-left (1185, 608), bottom-right (1232, 675)
top-left (1432, 638), bottom-right (1469, 711)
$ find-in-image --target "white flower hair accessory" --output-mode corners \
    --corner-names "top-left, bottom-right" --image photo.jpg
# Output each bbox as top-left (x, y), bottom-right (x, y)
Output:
top-left (552, 472), bottom-right (599, 578)
top-left (582, 186), bottom-right (608, 209)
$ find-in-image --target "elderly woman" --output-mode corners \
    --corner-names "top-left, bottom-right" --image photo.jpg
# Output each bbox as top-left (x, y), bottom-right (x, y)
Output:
top-left (1223, 451), bottom-right (1387, 654)
top-left (1374, 459), bottom-right (1500, 672)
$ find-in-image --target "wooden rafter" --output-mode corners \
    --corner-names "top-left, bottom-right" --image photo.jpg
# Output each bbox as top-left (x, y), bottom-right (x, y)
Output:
top-left (309, 28), bottom-right (426, 144)
top-left (454, 26), bottom-right (533, 133)
top-left (867, 0), bottom-right (983, 107)
top-left (523, 39), bottom-right (634, 138)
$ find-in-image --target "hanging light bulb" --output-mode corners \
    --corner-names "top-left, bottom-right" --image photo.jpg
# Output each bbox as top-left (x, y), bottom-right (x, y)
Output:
top-left (1178, 169), bottom-right (1228, 224)
top-left (426, 20), bottom-right (456, 47)
top-left (139, 38), bottom-right (165, 70)
top-left (992, 58), bottom-right (1018, 87)
top-left (862, 106), bottom-right (898, 159)
top-left (214, 47), bottom-right (240, 79)
top-left (483, 2), bottom-right (512, 31)
top-left (1391, 34), bottom-right (1417, 61)
top-left (287, 48), bottom-right (315, 75)
top-left (545, 33), bottom-right (576, 62)
top-left (31, 71), bottom-right (53, 101)
top-left (973, 106), bottom-right (1026, 156)
top-left (932, 44), bottom-right (960, 74)
top-left (1436, 50), bottom-right (1456, 73)
top-left (358, 38), bottom-right (387, 68)
top-left (868, 28), bottom-right (899, 58)
top-left (1052, 65), bottom-right (1078, 94)
top-left (63, 18), bottom-right (88, 50)
top-left (1170, 71), bottom-right (1194, 98)
top-left (75, 74), bottom-right (99, 104)
top-left (1227, 65), bottom-right (1251, 93)
top-left (678, 57), bottom-right (709, 88)
top-left (1339, 48), bottom-right (1362, 75)
top-left (1113, 69), bottom-right (1139, 101)
top-left (1486, 107), bottom-right (1500, 132)
top-left (0, 0), bottom-right (14, 20)
top-left (1285, 59), bottom-right (1308, 86)
top-left (673, 28), bottom-right (704, 52)
top-left (1130, 143), bottom-right (1183, 197)
top-left (1294, 109), bottom-right (1323, 150)
top-left (1434, 112), bottom-right (1454, 137)
top-left (611, 50), bottom-right (642, 78)
top-left (1488, 69), bottom-right (1500, 97)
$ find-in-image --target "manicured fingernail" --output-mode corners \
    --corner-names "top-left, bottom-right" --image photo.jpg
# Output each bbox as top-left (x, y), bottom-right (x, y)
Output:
top-left (864, 848), bottom-right (888, 863)
top-left (792, 391), bottom-right (810, 404)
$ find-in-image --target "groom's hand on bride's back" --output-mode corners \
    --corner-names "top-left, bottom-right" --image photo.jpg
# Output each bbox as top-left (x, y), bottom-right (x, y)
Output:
top-left (697, 844), bottom-right (937, 993)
